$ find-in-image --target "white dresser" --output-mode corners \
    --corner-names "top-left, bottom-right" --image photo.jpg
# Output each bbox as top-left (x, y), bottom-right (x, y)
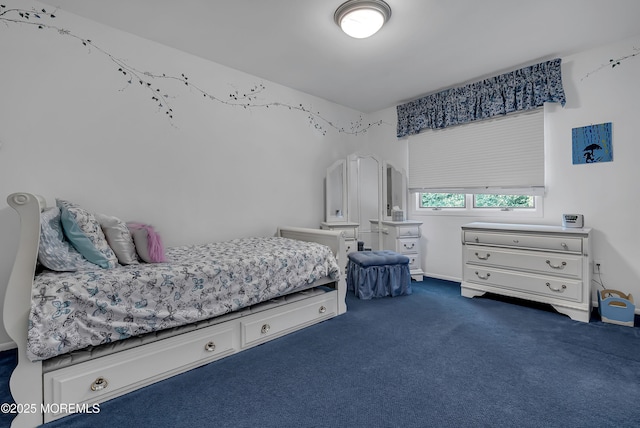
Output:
top-left (461, 222), bottom-right (592, 322)
top-left (371, 220), bottom-right (424, 281)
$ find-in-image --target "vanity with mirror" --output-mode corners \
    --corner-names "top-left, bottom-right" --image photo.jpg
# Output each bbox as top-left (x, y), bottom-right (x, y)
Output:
top-left (322, 153), bottom-right (423, 280)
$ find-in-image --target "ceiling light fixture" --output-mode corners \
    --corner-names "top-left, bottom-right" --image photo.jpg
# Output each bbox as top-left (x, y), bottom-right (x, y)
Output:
top-left (334, 0), bottom-right (391, 39)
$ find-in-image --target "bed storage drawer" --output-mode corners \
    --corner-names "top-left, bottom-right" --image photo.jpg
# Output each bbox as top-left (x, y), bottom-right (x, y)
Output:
top-left (241, 293), bottom-right (336, 348)
top-left (43, 324), bottom-right (236, 421)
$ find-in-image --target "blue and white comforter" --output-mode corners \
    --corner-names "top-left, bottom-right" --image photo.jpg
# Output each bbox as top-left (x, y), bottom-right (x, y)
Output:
top-left (28, 237), bottom-right (340, 361)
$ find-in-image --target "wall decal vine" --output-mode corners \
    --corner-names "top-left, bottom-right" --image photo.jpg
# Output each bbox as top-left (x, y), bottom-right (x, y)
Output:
top-left (1, 4), bottom-right (386, 135)
top-left (581, 47), bottom-right (639, 81)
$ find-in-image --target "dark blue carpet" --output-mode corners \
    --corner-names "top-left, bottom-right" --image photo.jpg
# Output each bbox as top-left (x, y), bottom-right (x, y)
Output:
top-left (2, 278), bottom-right (640, 427)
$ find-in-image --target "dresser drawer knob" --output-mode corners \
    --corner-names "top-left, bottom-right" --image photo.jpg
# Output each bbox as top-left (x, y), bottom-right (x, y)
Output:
top-left (475, 271), bottom-right (490, 280)
top-left (204, 341), bottom-right (216, 352)
top-left (403, 243), bottom-right (415, 250)
top-left (561, 242), bottom-right (568, 249)
top-left (319, 306), bottom-right (326, 314)
top-left (90, 377), bottom-right (109, 392)
top-left (261, 324), bottom-right (271, 334)
top-left (475, 252), bottom-right (490, 260)
top-left (513, 239), bottom-right (519, 244)
top-left (546, 260), bottom-right (567, 269)
top-left (546, 282), bottom-right (567, 292)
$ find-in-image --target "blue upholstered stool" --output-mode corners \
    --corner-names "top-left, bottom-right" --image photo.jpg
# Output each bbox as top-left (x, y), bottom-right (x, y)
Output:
top-left (347, 250), bottom-right (412, 299)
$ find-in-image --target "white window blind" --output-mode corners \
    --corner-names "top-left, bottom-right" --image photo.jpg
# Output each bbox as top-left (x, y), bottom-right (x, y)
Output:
top-left (408, 109), bottom-right (544, 195)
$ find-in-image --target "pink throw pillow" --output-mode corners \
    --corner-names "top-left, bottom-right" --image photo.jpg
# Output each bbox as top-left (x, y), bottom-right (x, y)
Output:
top-left (127, 222), bottom-right (167, 263)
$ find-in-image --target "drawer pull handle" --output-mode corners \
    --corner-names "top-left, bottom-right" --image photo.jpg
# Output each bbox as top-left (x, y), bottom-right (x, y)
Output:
top-left (475, 252), bottom-right (490, 260)
top-left (474, 236), bottom-right (479, 243)
top-left (546, 260), bottom-right (567, 269)
top-left (204, 341), bottom-right (216, 352)
top-left (90, 377), bottom-right (108, 392)
top-left (475, 271), bottom-right (490, 280)
top-left (513, 239), bottom-right (519, 244)
top-left (403, 243), bottom-right (415, 249)
top-left (261, 324), bottom-right (271, 334)
top-left (319, 306), bottom-right (326, 314)
top-left (561, 242), bottom-right (568, 249)
top-left (546, 282), bottom-right (567, 292)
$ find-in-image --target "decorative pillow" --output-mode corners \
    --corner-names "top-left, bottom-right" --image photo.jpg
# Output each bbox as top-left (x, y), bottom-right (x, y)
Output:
top-left (38, 207), bottom-right (95, 272)
top-left (56, 199), bottom-right (118, 269)
top-left (127, 223), bottom-right (167, 263)
top-left (94, 213), bottom-right (139, 265)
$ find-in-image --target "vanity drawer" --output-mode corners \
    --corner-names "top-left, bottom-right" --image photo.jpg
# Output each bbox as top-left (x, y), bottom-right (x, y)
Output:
top-left (339, 228), bottom-right (358, 239)
top-left (405, 253), bottom-right (421, 270)
top-left (344, 240), bottom-right (358, 254)
top-left (464, 246), bottom-right (583, 279)
top-left (396, 237), bottom-right (419, 254)
top-left (241, 294), bottom-right (336, 348)
top-left (43, 324), bottom-right (236, 420)
top-left (464, 265), bottom-right (583, 303)
top-left (463, 230), bottom-right (582, 253)
top-left (397, 226), bottom-right (420, 237)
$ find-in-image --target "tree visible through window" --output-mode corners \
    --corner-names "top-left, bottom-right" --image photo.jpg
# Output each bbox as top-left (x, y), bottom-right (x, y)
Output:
top-left (420, 193), bottom-right (534, 209)
top-left (421, 193), bottom-right (465, 208)
top-left (474, 194), bottom-right (534, 208)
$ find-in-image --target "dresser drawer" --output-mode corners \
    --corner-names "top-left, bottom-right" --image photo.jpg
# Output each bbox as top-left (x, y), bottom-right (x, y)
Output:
top-left (464, 246), bottom-right (583, 279)
top-left (464, 265), bottom-right (583, 303)
top-left (396, 237), bottom-right (419, 254)
top-left (44, 324), bottom-right (236, 419)
top-left (463, 230), bottom-right (582, 253)
top-left (241, 293), bottom-right (336, 348)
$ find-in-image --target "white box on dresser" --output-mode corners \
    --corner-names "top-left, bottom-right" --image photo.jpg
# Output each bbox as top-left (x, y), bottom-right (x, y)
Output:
top-left (371, 220), bottom-right (424, 281)
top-left (461, 222), bottom-right (592, 322)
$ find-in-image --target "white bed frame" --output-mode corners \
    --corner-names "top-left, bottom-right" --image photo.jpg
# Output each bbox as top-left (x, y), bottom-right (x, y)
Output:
top-left (4, 192), bottom-right (347, 427)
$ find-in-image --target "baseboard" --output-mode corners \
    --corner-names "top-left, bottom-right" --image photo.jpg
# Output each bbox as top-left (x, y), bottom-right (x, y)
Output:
top-left (0, 341), bottom-right (16, 352)
top-left (421, 273), bottom-right (461, 283)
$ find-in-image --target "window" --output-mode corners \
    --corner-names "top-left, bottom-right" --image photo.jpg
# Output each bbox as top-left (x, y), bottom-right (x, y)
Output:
top-left (473, 194), bottom-right (534, 209)
top-left (420, 193), bottom-right (465, 208)
top-left (415, 192), bottom-right (541, 217)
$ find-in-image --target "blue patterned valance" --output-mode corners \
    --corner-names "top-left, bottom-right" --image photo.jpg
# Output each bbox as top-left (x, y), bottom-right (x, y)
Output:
top-left (396, 58), bottom-right (566, 137)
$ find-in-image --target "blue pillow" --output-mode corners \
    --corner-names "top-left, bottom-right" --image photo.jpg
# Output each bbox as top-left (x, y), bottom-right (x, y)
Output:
top-left (38, 207), bottom-right (95, 271)
top-left (57, 199), bottom-right (118, 269)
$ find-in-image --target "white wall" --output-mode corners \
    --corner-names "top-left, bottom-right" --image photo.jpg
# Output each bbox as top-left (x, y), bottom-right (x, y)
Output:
top-left (0, 2), bottom-right (379, 349)
top-left (405, 34), bottom-right (640, 309)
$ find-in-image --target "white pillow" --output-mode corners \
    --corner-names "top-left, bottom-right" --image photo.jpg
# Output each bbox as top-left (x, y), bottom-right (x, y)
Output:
top-left (94, 213), bottom-right (139, 265)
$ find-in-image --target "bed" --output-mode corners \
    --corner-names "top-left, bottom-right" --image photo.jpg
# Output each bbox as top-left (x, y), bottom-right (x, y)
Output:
top-left (4, 192), bottom-right (347, 427)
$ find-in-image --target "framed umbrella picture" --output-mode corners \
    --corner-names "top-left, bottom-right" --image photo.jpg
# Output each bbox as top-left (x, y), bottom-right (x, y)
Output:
top-left (572, 122), bottom-right (613, 164)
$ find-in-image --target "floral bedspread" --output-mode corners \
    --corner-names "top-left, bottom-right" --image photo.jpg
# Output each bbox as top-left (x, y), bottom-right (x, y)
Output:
top-left (28, 237), bottom-right (340, 361)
